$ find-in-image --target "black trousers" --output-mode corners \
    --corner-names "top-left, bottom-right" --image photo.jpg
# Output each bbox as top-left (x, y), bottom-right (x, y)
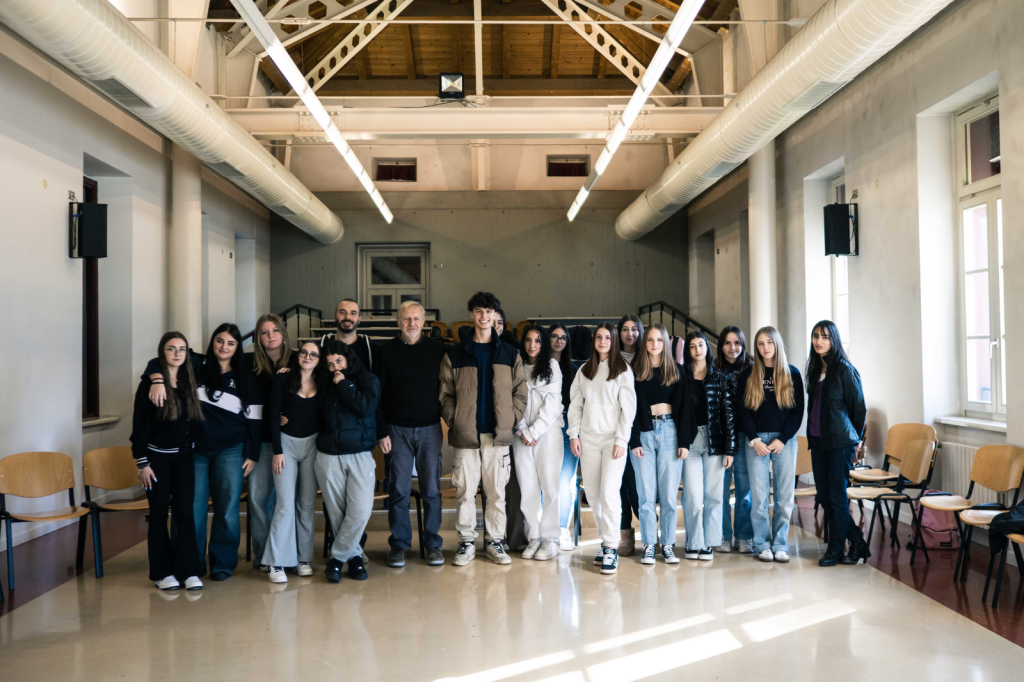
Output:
top-left (620, 455), bottom-right (640, 530)
top-left (145, 451), bottom-right (202, 581)
top-left (808, 436), bottom-right (864, 555)
top-left (387, 423), bottom-right (444, 550)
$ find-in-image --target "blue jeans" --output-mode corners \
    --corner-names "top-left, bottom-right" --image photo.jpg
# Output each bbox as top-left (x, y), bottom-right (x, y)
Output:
top-left (681, 426), bottom-right (725, 551)
top-left (632, 418), bottom-right (683, 547)
top-left (558, 417), bottom-right (578, 528)
top-left (247, 442), bottom-right (278, 566)
top-left (746, 432), bottom-right (797, 553)
top-left (194, 443), bottom-right (245, 575)
top-left (722, 441), bottom-right (752, 542)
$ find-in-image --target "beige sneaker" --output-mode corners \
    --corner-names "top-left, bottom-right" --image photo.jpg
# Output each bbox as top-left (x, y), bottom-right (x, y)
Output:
top-left (486, 541), bottom-right (512, 565)
top-left (453, 542), bottom-right (476, 566)
top-left (522, 539), bottom-right (542, 560)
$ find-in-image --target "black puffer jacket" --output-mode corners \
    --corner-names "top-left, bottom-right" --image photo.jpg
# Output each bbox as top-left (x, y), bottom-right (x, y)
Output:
top-left (317, 366), bottom-right (381, 456)
top-left (686, 367), bottom-right (737, 456)
top-left (808, 357), bottom-right (865, 451)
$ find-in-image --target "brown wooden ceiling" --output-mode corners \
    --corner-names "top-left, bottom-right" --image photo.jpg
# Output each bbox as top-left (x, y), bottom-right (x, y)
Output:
top-left (209, 0), bottom-right (734, 97)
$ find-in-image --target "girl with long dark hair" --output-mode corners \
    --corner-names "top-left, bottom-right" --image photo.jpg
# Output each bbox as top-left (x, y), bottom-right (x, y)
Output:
top-left (131, 332), bottom-right (205, 591)
top-left (681, 331), bottom-right (736, 561)
top-left (549, 323), bottom-right (579, 551)
top-left (716, 325), bottom-right (754, 554)
top-left (567, 323), bottom-right (637, 575)
top-left (262, 341), bottom-right (325, 583)
top-left (738, 327), bottom-right (804, 563)
top-left (615, 314), bottom-right (643, 557)
top-left (805, 320), bottom-right (868, 566)
top-left (513, 325), bottom-right (564, 561)
top-left (628, 323), bottom-right (692, 565)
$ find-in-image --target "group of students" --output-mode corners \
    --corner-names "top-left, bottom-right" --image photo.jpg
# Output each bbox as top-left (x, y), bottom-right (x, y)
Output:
top-left (130, 290), bottom-right (869, 591)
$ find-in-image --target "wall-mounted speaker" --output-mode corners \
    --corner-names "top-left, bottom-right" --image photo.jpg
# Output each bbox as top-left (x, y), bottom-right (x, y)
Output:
top-left (69, 202), bottom-right (107, 258)
top-left (824, 203), bottom-right (858, 256)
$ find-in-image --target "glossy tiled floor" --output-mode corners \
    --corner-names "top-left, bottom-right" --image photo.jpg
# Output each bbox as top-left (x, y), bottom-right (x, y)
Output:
top-left (1, 524), bottom-right (1022, 681)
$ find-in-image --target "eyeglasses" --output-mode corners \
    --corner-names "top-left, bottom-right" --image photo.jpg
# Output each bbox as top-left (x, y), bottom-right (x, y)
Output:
top-left (299, 350), bottom-right (320, 360)
top-left (551, 335), bottom-right (568, 342)
top-left (164, 347), bottom-right (187, 355)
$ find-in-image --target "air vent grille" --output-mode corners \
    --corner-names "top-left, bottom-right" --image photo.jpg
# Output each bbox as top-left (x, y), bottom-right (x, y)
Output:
top-left (207, 161), bottom-right (245, 178)
top-left (784, 80), bottom-right (844, 113)
top-left (90, 77), bottom-right (154, 109)
top-left (704, 161), bottom-right (739, 179)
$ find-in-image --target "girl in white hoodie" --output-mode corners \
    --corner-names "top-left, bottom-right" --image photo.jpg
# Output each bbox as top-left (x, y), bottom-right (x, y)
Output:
top-left (568, 323), bottom-right (637, 575)
top-left (514, 325), bottom-right (565, 561)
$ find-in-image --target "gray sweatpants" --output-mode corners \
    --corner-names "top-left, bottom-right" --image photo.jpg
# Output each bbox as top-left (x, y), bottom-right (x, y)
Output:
top-left (314, 451), bottom-right (375, 563)
top-left (262, 434), bottom-right (318, 568)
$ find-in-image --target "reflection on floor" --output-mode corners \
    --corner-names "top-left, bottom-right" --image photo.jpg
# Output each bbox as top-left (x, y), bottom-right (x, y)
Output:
top-left (1, 524), bottom-right (1021, 681)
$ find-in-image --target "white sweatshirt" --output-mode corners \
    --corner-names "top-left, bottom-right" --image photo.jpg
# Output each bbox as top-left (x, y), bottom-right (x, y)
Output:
top-left (567, 360), bottom-right (638, 448)
top-left (517, 360), bottom-right (564, 442)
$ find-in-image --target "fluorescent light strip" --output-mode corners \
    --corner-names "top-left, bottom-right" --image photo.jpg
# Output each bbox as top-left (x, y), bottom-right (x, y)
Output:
top-left (566, 0), bottom-right (705, 221)
top-left (230, 0), bottom-right (393, 224)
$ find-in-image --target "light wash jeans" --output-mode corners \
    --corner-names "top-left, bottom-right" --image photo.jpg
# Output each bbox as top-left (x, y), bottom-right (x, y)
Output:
top-left (746, 431), bottom-right (797, 553)
top-left (681, 426), bottom-right (726, 551)
top-left (558, 417), bottom-right (578, 529)
top-left (722, 441), bottom-right (752, 542)
top-left (632, 418), bottom-right (683, 548)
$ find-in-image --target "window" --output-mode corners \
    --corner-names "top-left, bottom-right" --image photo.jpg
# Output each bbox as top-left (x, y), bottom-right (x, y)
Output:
top-left (956, 96), bottom-right (1003, 417)
top-left (374, 158), bottom-right (416, 182)
top-left (828, 173), bottom-right (850, 353)
top-left (357, 244), bottom-right (429, 313)
top-left (547, 155), bottom-right (590, 177)
top-left (83, 177), bottom-right (100, 419)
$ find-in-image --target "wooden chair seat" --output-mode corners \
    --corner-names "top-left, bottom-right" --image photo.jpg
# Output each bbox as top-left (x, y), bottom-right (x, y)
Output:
top-left (920, 495), bottom-right (971, 512)
top-left (794, 486), bottom-right (817, 497)
top-left (8, 505), bottom-right (91, 523)
top-left (95, 499), bottom-right (149, 512)
top-left (850, 468), bottom-right (899, 482)
top-left (959, 509), bottom-right (1003, 527)
top-left (1008, 533), bottom-right (1024, 545)
top-left (846, 487), bottom-right (889, 500)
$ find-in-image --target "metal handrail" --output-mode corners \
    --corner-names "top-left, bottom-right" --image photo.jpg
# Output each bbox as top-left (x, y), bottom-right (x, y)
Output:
top-left (240, 303), bottom-right (323, 343)
top-left (637, 300), bottom-right (720, 342)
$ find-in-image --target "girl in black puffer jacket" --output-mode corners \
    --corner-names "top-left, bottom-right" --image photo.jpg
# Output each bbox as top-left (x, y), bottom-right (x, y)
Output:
top-left (315, 340), bottom-right (381, 582)
top-left (681, 331), bottom-right (737, 561)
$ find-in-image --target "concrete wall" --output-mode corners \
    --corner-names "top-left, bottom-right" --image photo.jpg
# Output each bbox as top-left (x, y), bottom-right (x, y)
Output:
top-left (682, 0), bottom-right (1024, 459)
top-left (270, 191), bottom-right (688, 326)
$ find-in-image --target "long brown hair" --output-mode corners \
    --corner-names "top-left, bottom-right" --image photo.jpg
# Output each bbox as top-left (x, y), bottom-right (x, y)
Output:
top-left (252, 313), bottom-right (292, 376)
top-left (744, 326), bottom-right (795, 410)
top-left (156, 332), bottom-right (204, 422)
top-left (633, 323), bottom-right (680, 385)
top-left (582, 322), bottom-right (628, 381)
top-left (617, 314), bottom-right (644, 357)
top-left (716, 325), bottom-right (753, 372)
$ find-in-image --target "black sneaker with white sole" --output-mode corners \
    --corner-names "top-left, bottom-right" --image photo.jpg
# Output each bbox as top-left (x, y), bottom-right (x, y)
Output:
top-left (641, 544), bottom-right (656, 565)
top-left (593, 545), bottom-right (606, 565)
top-left (683, 547), bottom-right (700, 560)
top-left (698, 547), bottom-right (714, 561)
top-left (600, 548), bottom-right (619, 574)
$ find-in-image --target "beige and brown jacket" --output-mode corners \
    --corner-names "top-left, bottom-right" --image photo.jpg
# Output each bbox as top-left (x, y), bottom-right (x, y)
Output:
top-left (439, 333), bottom-right (527, 448)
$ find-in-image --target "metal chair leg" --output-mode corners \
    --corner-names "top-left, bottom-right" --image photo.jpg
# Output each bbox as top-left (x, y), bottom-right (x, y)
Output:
top-left (910, 503), bottom-right (928, 565)
top-left (981, 548), bottom-right (999, 603)
top-left (953, 521), bottom-right (968, 583)
top-left (5, 518), bottom-right (14, 590)
top-left (865, 503), bottom-right (880, 547)
top-left (991, 545), bottom-right (1010, 608)
top-left (76, 515), bottom-right (88, 572)
top-left (91, 510), bottom-right (104, 578)
top-left (1013, 542), bottom-right (1024, 580)
top-left (959, 525), bottom-right (975, 582)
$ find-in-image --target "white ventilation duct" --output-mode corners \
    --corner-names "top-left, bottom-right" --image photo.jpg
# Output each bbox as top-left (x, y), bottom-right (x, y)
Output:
top-left (0, 0), bottom-right (344, 244)
top-left (615, 0), bottom-right (956, 240)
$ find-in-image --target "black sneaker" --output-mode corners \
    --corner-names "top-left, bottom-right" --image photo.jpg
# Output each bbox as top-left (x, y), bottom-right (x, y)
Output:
top-left (325, 558), bottom-right (343, 583)
top-left (347, 556), bottom-right (368, 580)
top-left (387, 546), bottom-right (406, 568)
top-left (426, 547), bottom-right (445, 566)
top-left (698, 547), bottom-right (714, 561)
top-left (593, 545), bottom-right (606, 565)
top-left (683, 547), bottom-right (700, 560)
top-left (600, 548), bottom-right (619, 574)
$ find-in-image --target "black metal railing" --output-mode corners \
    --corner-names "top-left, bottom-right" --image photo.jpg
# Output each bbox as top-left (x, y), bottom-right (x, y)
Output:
top-left (637, 301), bottom-right (720, 343)
top-left (241, 303), bottom-right (323, 344)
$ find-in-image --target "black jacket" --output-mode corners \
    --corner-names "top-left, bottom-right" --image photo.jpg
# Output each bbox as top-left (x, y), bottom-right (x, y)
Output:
top-left (317, 366), bottom-right (381, 455)
top-left (629, 364), bottom-right (694, 450)
top-left (130, 379), bottom-right (202, 469)
top-left (808, 358), bottom-right (866, 451)
top-left (686, 367), bottom-right (737, 456)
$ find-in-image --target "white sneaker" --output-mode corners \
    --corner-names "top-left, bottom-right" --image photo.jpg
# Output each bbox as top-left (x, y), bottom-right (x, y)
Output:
top-left (522, 539), bottom-right (542, 560)
top-left (296, 562), bottom-right (314, 577)
top-left (717, 541), bottom-right (733, 553)
top-left (155, 576), bottom-right (180, 591)
top-left (184, 576), bottom-right (203, 591)
top-left (486, 541), bottom-right (512, 565)
top-left (757, 549), bottom-right (774, 562)
top-left (738, 539), bottom-right (754, 554)
top-left (453, 542), bottom-right (476, 567)
top-left (641, 544), bottom-right (656, 565)
top-left (268, 567), bottom-right (288, 583)
top-left (774, 551), bottom-right (790, 563)
top-left (534, 540), bottom-right (558, 561)
top-left (559, 527), bottom-right (575, 551)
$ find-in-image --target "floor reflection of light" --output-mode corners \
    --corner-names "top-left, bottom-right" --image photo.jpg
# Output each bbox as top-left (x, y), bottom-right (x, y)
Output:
top-left (585, 630), bottom-right (742, 682)
top-left (724, 593), bottom-right (795, 616)
top-left (433, 650), bottom-right (575, 682)
top-left (534, 673), bottom-right (586, 682)
top-left (740, 600), bottom-right (856, 642)
top-left (583, 613), bottom-right (715, 653)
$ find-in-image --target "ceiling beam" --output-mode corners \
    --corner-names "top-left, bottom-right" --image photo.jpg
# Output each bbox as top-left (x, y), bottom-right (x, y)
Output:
top-left (665, 56), bottom-right (692, 92)
top-left (452, 23), bottom-right (463, 71)
top-left (311, 76), bottom-right (639, 96)
top-left (473, 0), bottom-right (484, 95)
top-left (502, 24), bottom-right (512, 79)
top-left (401, 25), bottom-right (417, 79)
top-left (549, 24), bottom-right (561, 78)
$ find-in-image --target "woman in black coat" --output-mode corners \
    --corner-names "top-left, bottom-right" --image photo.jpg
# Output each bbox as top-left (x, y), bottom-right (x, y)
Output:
top-left (805, 320), bottom-right (868, 566)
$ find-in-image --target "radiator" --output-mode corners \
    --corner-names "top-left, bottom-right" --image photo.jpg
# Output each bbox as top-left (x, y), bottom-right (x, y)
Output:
top-left (938, 442), bottom-right (1003, 505)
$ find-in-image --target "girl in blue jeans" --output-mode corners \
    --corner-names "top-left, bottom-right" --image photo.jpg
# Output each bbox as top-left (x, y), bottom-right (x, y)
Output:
top-left (717, 326), bottom-right (753, 553)
top-left (549, 324), bottom-right (579, 550)
top-left (737, 326), bottom-right (804, 563)
top-left (628, 323), bottom-right (693, 564)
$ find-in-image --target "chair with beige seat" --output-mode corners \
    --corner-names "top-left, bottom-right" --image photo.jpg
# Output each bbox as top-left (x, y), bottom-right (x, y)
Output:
top-left (0, 451), bottom-right (94, 601)
top-left (987, 533), bottom-right (1024, 608)
top-left (847, 439), bottom-right (936, 560)
top-left (920, 445), bottom-right (1024, 586)
top-left (81, 447), bottom-right (150, 578)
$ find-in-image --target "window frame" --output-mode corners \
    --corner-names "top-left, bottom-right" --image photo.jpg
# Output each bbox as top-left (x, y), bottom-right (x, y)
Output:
top-left (356, 243), bottom-right (430, 313)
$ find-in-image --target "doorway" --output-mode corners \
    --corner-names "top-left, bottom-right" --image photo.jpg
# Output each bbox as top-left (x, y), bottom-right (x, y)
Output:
top-left (357, 244), bottom-right (430, 313)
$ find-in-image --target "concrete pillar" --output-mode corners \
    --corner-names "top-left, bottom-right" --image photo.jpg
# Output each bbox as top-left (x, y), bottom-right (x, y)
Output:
top-left (748, 139), bottom-right (778, 333)
top-left (170, 144), bottom-right (204, 345)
